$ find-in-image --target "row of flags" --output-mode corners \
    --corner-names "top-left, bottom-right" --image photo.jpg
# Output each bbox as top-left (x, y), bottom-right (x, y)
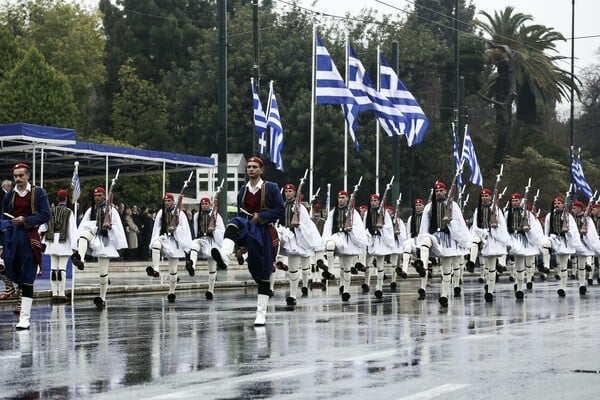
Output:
top-left (252, 33), bottom-right (430, 170)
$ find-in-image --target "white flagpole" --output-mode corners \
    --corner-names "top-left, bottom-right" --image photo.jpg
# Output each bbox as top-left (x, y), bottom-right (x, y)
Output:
top-left (71, 161), bottom-right (79, 306)
top-left (310, 25), bottom-right (316, 200)
top-left (344, 35), bottom-right (349, 191)
top-left (375, 46), bottom-right (381, 195)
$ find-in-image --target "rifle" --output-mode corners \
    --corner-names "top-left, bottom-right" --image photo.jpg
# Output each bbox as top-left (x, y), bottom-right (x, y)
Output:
top-left (345, 176), bottom-right (362, 231)
top-left (102, 169), bottom-right (120, 230)
top-left (490, 164), bottom-right (503, 228)
top-left (309, 187), bottom-right (320, 218)
top-left (562, 184), bottom-right (573, 233)
top-left (520, 178), bottom-right (532, 230)
top-left (170, 171), bottom-right (194, 232)
top-left (393, 193), bottom-right (403, 235)
top-left (580, 190), bottom-right (597, 235)
top-left (325, 183), bottom-right (331, 219)
top-left (531, 189), bottom-right (540, 218)
top-left (376, 176), bottom-right (394, 228)
top-left (443, 160), bottom-right (464, 222)
top-left (291, 168), bottom-right (308, 227)
top-left (208, 178), bottom-right (225, 232)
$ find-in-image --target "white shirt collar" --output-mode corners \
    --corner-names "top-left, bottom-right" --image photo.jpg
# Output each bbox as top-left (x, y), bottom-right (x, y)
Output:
top-left (246, 178), bottom-right (264, 195)
top-left (15, 182), bottom-right (31, 197)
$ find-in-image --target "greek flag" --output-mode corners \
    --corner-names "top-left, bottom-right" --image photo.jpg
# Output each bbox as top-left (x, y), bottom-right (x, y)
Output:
top-left (379, 53), bottom-right (429, 146)
top-left (70, 165), bottom-right (81, 205)
top-left (461, 126), bottom-right (483, 187)
top-left (315, 35), bottom-right (356, 105)
top-left (251, 78), bottom-right (268, 156)
top-left (572, 147), bottom-right (593, 199)
top-left (266, 81), bottom-right (284, 171)
top-left (346, 45), bottom-right (405, 138)
top-left (452, 123), bottom-right (462, 187)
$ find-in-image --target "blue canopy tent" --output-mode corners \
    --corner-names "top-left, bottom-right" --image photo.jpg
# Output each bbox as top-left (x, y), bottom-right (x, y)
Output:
top-left (0, 123), bottom-right (215, 194)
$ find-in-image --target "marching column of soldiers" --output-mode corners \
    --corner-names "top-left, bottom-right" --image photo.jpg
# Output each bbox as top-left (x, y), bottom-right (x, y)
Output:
top-left (5, 156), bottom-right (600, 329)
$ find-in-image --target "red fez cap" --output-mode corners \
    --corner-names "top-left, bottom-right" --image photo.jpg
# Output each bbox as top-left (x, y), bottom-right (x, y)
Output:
top-left (573, 201), bottom-right (585, 208)
top-left (592, 203), bottom-right (600, 209)
top-left (313, 203), bottom-right (322, 210)
top-left (359, 205), bottom-right (368, 210)
top-left (481, 188), bottom-right (492, 195)
top-left (434, 182), bottom-right (446, 190)
top-left (12, 162), bottom-right (30, 171)
top-left (57, 189), bottom-right (68, 197)
top-left (369, 193), bottom-right (379, 200)
top-left (247, 156), bottom-right (263, 166)
top-left (338, 190), bottom-right (348, 196)
top-left (93, 187), bottom-right (105, 194)
top-left (200, 197), bottom-right (210, 203)
top-left (385, 205), bottom-right (394, 211)
top-left (414, 198), bottom-right (424, 205)
top-left (284, 183), bottom-right (296, 191)
top-left (553, 196), bottom-right (564, 203)
top-left (164, 193), bottom-right (175, 201)
top-left (511, 193), bottom-right (521, 200)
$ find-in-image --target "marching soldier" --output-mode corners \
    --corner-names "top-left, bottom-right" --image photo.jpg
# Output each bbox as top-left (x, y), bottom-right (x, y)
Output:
top-left (277, 183), bottom-right (324, 306)
top-left (41, 189), bottom-right (78, 304)
top-left (400, 198), bottom-right (425, 296)
top-left (542, 196), bottom-right (583, 297)
top-left (73, 187), bottom-right (127, 309)
top-left (590, 203), bottom-right (600, 284)
top-left (188, 197), bottom-right (225, 300)
top-left (469, 188), bottom-right (511, 302)
top-left (0, 163), bottom-right (51, 329)
top-left (571, 201), bottom-right (600, 295)
top-left (387, 204), bottom-right (408, 292)
top-left (310, 203), bottom-right (334, 283)
top-left (211, 156), bottom-right (284, 326)
top-left (417, 182), bottom-right (470, 307)
top-left (322, 189), bottom-right (368, 302)
top-left (506, 193), bottom-right (544, 299)
top-left (147, 193), bottom-right (193, 303)
top-left (363, 193), bottom-right (394, 299)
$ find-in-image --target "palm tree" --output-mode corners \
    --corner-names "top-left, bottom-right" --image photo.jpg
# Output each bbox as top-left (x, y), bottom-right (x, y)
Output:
top-left (477, 6), bottom-right (577, 166)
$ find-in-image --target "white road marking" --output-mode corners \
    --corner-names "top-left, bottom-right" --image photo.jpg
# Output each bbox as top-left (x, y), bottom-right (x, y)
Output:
top-left (398, 383), bottom-right (470, 400)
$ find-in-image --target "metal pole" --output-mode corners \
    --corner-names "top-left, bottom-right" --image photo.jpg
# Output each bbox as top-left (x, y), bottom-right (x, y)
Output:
top-left (391, 41), bottom-right (400, 201)
top-left (252, 0), bottom-right (259, 155)
top-left (570, 0), bottom-right (575, 150)
top-left (217, 0), bottom-right (228, 220)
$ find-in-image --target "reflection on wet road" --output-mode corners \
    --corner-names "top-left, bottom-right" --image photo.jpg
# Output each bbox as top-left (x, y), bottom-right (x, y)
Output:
top-left (1, 277), bottom-right (599, 399)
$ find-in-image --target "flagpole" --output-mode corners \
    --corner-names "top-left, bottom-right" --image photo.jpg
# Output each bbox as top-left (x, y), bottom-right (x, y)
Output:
top-left (375, 45), bottom-right (381, 195)
top-left (344, 35), bottom-right (349, 190)
top-left (310, 25), bottom-right (316, 200)
top-left (71, 161), bottom-right (79, 306)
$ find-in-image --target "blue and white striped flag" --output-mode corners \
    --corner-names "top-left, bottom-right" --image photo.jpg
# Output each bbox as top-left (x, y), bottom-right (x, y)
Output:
top-left (461, 126), bottom-right (483, 187)
top-left (379, 53), bottom-right (429, 146)
top-left (452, 123), bottom-right (462, 187)
top-left (70, 164), bottom-right (81, 205)
top-left (346, 45), bottom-right (405, 139)
top-left (315, 35), bottom-right (356, 105)
top-left (572, 147), bottom-right (593, 199)
top-left (251, 78), bottom-right (268, 156)
top-left (266, 81), bottom-right (284, 172)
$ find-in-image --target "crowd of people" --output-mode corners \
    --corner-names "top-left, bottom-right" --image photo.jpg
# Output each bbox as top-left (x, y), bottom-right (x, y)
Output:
top-left (1, 157), bottom-right (599, 329)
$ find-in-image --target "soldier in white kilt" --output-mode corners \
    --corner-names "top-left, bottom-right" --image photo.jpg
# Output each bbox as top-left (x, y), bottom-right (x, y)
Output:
top-left (277, 183), bottom-right (324, 306)
top-left (417, 182), bottom-right (470, 307)
top-left (506, 193), bottom-right (544, 299)
top-left (322, 190), bottom-right (368, 302)
top-left (73, 187), bottom-right (127, 309)
top-left (571, 201), bottom-right (600, 295)
top-left (41, 189), bottom-right (78, 303)
top-left (590, 204), bottom-right (600, 284)
top-left (147, 193), bottom-right (193, 303)
top-left (399, 199), bottom-right (425, 296)
top-left (189, 197), bottom-right (225, 300)
top-left (542, 196), bottom-right (583, 297)
top-left (363, 194), bottom-right (395, 299)
top-left (469, 188), bottom-right (511, 302)
top-left (387, 205), bottom-right (408, 291)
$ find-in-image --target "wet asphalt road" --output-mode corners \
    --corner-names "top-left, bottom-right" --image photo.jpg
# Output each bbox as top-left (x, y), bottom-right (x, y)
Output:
top-left (1, 266), bottom-right (600, 399)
